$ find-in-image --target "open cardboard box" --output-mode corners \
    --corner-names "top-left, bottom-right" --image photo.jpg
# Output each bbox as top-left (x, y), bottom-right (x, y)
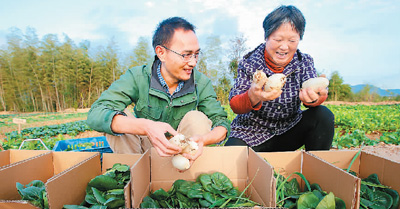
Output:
top-left (310, 150), bottom-right (400, 209)
top-left (100, 153), bottom-right (142, 208)
top-left (257, 151), bottom-right (359, 209)
top-left (131, 146), bottom-right (276, 208)
top-left (0, 151), bottom-right (100, 209)
top-left (0, 149), bottom-right (50, 168)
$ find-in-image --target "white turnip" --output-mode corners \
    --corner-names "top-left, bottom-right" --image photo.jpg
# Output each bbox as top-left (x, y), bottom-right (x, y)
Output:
top-left (169, 134), bottom-right (199, 171)
top-left (253, 70), bottom-right (287, 92)
top-left (264, 73), bottom-right (287, 92)
top-left (302, 77), bottom-right (329, 93)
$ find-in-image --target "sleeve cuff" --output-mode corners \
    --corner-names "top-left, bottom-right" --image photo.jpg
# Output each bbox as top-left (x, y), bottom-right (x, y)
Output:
top-left (109, 111), bottom-right (127, 136)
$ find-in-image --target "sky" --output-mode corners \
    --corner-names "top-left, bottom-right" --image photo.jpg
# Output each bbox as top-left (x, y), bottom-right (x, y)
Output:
top-left (1, 0), bottom-right (399, 89)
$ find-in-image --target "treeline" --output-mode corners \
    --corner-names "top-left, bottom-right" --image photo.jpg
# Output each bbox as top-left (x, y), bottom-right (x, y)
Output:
top-left (0, 27), bottom-right (398, 112)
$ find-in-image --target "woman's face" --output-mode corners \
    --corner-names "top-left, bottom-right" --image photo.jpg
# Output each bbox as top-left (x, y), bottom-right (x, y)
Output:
top-left (265, 22), bottom-right (300, 66)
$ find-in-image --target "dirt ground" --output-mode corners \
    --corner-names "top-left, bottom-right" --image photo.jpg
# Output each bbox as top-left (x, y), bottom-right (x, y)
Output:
top-left (1, 102), bottom-right (400, 162)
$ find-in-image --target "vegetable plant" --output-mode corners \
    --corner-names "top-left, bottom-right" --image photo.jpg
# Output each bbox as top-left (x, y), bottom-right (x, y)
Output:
top-left (63, 163), bottom-right (130, 209)
top-left (16, 180), bottom-right (49, 209)
top-left (275, 171), bottom-right (345, 209)
top-left (350, 173), bottom-right (399, 209)
top-left (140, 171), bottom-right (261, 208)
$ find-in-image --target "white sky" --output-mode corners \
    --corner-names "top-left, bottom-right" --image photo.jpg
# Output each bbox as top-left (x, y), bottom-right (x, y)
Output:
top-left (1, 0), bottom-right (399, 89)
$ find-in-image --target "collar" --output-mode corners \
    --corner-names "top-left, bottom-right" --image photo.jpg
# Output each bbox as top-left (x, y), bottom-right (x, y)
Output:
top-left (157, 63), bottom-right (184, 97)
top-left (149, 57), bottom-right (196, 98)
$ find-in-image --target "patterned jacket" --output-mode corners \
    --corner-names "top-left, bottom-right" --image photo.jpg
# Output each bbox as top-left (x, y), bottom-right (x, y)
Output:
top-left (229, 43), bottom-right (317, 146)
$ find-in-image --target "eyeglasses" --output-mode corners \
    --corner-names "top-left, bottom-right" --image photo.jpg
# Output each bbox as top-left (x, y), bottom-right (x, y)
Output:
top-left (161, 45), bottom-right (201, 62)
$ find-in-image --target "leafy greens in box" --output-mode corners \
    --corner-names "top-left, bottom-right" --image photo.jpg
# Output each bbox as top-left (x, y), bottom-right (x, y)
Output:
top-left (357, 173), bottom-right (399, 209)
top-left (16, 180), bottom-right (49, 209)
top-left (63, 163), bottom-right (130, 209)
top-left (140, 171), bottom-right (261, 208)
top-left (275, 171), bottom-right (346, 209)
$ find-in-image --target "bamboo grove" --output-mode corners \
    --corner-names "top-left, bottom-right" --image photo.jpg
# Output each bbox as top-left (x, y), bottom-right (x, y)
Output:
top-left (1, 28), bottom-right (398, 112)
top-left (0, 28), bottom-right (248, 112)
top-left (0, 28), bottom-right (124, 112)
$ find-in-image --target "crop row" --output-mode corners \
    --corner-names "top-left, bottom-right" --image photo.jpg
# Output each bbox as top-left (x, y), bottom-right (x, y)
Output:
top-left (1, 120), bottom-right (92, 150)
top-left (1, 104), bottom-right (399, 151)
top-left (0, 112), bottom-right (88, 128)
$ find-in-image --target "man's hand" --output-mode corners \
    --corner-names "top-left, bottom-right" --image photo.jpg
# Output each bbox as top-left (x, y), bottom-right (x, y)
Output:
top-left (144, 121), bottom-right (182, 157)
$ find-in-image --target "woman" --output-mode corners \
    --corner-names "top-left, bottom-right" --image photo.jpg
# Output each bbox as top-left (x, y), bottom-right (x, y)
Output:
top-left (225, 5), bottom-right (334, 152)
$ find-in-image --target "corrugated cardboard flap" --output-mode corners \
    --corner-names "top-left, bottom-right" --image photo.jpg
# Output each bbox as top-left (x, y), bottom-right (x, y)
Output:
top-left (303, 151), bottom-right (359, 209)
top-left (248, 148), bottom-right (275, 207)
top-left (0, 150), bottom-right (51, 169)
top-left (0, 152), bottom-right (54, 200)
top-left (46, 152), bottom-right (101, 209)
top-left (102, 152), bottom-right (142, 208)
top-left (131, 150), bottom-right (151, 208)
top-left (0, 200), bottom-right (40, 209)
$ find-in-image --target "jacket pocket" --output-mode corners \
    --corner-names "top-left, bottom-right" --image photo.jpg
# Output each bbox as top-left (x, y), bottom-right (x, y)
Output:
top-left (135, 101), bottom-right (162, 120)
top-left (172, 101), bottom-right (197, 121)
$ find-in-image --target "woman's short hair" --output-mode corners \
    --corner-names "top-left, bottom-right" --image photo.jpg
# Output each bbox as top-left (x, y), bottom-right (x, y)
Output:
top-left (263, 5), bottom-right (306, 40)
top-left (152, 17), bottom-right (196, 50)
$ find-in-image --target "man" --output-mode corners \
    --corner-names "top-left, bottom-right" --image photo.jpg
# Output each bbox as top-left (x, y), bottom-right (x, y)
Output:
top-left (87, 17), bottom-right (230, 163)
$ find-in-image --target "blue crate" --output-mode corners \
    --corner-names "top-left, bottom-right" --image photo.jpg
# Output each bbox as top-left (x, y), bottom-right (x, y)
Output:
top-left (52, 136), bottom-right (113, 153)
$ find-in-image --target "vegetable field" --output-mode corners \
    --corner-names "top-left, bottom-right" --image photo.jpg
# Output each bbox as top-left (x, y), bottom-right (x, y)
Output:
top-left (224, 104), bottom-right (400, 149)
top-left (1, 104), bottom-right (400, 152)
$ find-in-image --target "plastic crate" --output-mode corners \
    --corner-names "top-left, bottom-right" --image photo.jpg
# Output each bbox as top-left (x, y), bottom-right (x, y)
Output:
top-left (52, 136), bottom-right (113, 153)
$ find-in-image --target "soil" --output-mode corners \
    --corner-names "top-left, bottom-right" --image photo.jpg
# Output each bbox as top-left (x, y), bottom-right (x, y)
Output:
top-left (1, 102), bottom-right (400, 162)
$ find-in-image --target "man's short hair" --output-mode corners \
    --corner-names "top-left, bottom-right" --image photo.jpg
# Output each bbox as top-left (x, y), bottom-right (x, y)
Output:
top-left (152, 17), bottom-right (196, 50)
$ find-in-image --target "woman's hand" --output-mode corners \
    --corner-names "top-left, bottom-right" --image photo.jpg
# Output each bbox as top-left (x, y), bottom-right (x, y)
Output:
top-left (248, 80), bottom-right (282, 106)
top-left (299, 75), bottom-right (328, 107)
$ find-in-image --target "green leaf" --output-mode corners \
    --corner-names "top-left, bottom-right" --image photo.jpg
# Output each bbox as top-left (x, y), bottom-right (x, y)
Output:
top-left (382, 188), bottom-right (399, 209)
top-left (140, 196), bottom-right (160, 208)
top-left (92, 187), bottom-right (107, 205)
top-left (104, 197), bottom-right (125, 208)
top-left (316, 192), bottom-right (335, 209)
top-left (88, 175), bottom-right (123, 191)
top-left (63, 205), bottom-right (89, 209)
top-left (187, 182), bottom-right (204, 199)
top-left (210, 172), bottom-right (233, 191)
top-left (286, 178), bottom-right (301, 196)
top-left (27, 180), bottom-right (46, 188)
top-left (370, 190), bottom-right (393, 209)
top-left (150, 188), bottom-right (169, 200)
top-left (197, 173), bottom-right (213, 192)
top-left (113, 163), bottom-right (130, 172)
top-left (88, 206), bottom-right (107, 209)
top-left (85, 193), bottom-right (98, 205)
top-left (199, 199), bottom-right (212, 207)
top-left (298, 192), bottom-right (320, 209)
top-left (107, 189), bottom-right (124, 195)
top-left (335, 197), bottom-right (346, 209)
top-left (363, 173), bottom-right (382, 185)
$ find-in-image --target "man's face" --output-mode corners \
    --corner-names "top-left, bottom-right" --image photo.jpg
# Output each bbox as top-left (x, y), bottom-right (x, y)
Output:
top-left (158, 29), bottom-right (200, 86)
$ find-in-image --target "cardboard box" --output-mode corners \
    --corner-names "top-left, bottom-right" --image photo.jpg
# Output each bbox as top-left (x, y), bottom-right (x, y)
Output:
top-left (0, 149), bottom-right (50, 168)
top-left (257, 151), bottom-right (359, 209)
top-left (0, 151), bottom-right (100, 209)
top-left (100, 153), bottom-right (142, 208)
top-left (310, 150), bottom-right (400, 209)
top-left (131, 146), bottom-right (275, 208)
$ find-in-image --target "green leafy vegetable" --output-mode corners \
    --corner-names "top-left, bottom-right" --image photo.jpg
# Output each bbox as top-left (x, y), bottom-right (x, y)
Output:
top-left (16, 180), bottom-right (49, 209)
top-left (63, 163), bottom-right (130, 209)
top-left (274, 170), bottom-right (345, 209)
top-left (140, 172), bottom-right (261, 208)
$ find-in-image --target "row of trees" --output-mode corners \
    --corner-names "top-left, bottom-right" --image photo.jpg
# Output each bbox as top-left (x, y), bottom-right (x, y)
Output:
top-left (0, 27), bottom-right (397, 112)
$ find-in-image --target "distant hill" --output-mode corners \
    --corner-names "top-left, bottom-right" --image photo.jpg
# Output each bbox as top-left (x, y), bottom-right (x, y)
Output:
top-left (351, 84), bottom-right (400, 97)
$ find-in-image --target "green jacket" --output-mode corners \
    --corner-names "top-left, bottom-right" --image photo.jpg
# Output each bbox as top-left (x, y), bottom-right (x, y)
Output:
top-left (87, 57), bottom-right (230, 140)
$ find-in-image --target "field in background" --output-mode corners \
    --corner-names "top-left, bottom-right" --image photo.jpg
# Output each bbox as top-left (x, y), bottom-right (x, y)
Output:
top-left (1, 103), bottom-right (399, 151)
